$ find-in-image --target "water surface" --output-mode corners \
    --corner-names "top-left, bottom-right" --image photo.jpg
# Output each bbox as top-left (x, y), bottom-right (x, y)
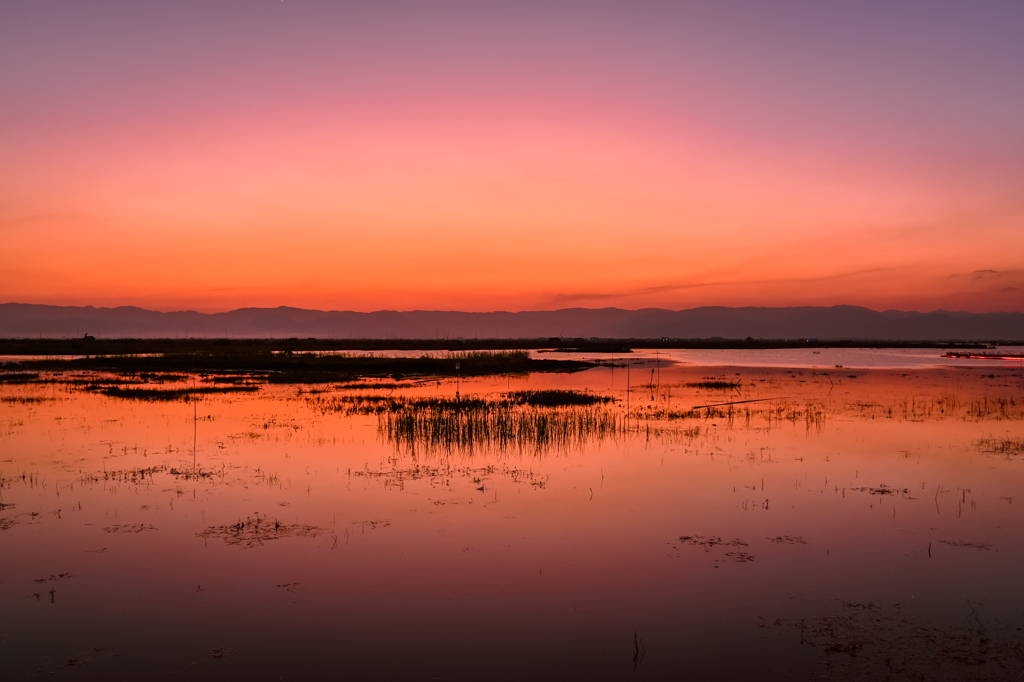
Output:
top-left (2, 357), bottom-right (1023, 680)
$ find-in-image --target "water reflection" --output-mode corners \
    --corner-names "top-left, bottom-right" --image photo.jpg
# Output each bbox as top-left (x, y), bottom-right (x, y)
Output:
top-left (1, 361), bottom-right (1023, 680)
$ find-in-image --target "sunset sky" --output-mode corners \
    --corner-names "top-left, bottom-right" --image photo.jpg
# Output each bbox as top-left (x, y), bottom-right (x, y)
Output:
top-left (2, 1), bottom-right (1023, 313)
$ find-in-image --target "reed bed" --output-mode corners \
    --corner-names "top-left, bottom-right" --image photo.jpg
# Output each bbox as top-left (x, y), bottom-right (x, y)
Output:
top-left (89, 385), bottom-right (260, 401)
top-left (380, 402), bottom-right (624, 456)
top-left (315, 392), bottom-right (627, 456)
top-left (0, 372), bottom-right (40, 384)
top-left (306, 389), bottom-right (612, 416)
top-left (686, 380), bottom-right (742, 390)
top-left (866, 395), bottom-right (1023, 422)
top-left (976, 437), bottom-right (1024, 457)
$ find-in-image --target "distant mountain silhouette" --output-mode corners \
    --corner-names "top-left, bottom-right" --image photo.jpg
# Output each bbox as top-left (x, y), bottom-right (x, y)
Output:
top-left (2, 303), bottom-right (1023, 341)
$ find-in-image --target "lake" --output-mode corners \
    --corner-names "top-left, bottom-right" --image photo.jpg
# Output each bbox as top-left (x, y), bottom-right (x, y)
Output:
top-left (2, 353), bottom-right (1023, 680)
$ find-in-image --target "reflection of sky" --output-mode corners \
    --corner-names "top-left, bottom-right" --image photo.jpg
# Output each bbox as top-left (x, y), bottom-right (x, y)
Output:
top-left (2, 2), bottom-right (1023, 312)
top-left (534, 346), bottom-right (1024, 369)
top-left (2, 365), bottom-right (1023, 677)
top-left (4, 347), bottom-right (1024, 370)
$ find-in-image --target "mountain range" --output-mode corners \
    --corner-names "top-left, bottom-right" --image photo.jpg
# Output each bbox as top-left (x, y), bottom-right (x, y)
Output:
top-left (2, 303), bottom-right (1023, 341)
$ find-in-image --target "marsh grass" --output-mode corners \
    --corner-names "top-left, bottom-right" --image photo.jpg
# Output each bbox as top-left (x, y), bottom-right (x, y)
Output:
top-left (976, 437), bottom-right (1024, 457)
top-left (687, 380), bottom-right (742, 390)
top-left (870, 395), bottom-right (1023, 422)
top-left (81, 466), bottom-right (167, 484)
top-left (0, 372), bottom-right (40, 384)
top-left (380, 400), bottom-right (624, 456)
top-left (505, 390), bottom-right (614, 406)
top-left (305, 389), bottom-right (625, 455)
top-left (14, 348), bottom-right (590, 381)
top-left (307, 390), bottom-right (625, 455)
top-left (201, 374), bottom-right (265, 384)
top-left (198, 515), bottom-right (323, 547)
top-left (90, 385), bottom-right (260, 401)
top-left (349, 462), bottom-right (550, 490)
top-left (307, 389), bottom-right (612, 415)
top-left (640, 400), bottom-right (827, 432)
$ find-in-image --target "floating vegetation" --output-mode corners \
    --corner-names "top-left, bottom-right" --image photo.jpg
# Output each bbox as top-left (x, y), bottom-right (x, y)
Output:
top-left (350, 462), bottom-right (550, 491)
top-left (197, 515), bottom-right (323, 547)
top-left (768, 535), bottom-right (808, 545)
top-left (81, 466), bottom-right (168, 484)
top-left (33, 573), bottom-right (71, 583)
top-left (89, 385), bottom-right (260, 401)
top-left (14, 348), bottom-right (591, 381)
top-left (504, 390), bottom-right (614, 406)
top-left (678, 536), bottom-right (748, 551)
top-left (939, 540), bottom-right (992, 550)
top-left (329, 380), bottom-right (419, 390)
top-left (724, 551), bottom-right (755, 563)
top-left (200, 374), bottom-right (263, 384)
top-left (103, 524), bottom-right (158, 533)
top-left (687, 380), bottom-right (742, 390)
top-left (0, 372), bottom-right (40, 384)
top-left (850, 485), bottom-right (908, 496)
top-left (780, 602), bottom-right (1024, 681)
top-left (673, 536), bottom-right (755, 563)
top-left (357, 520), bottom-right (390, 530)
top-left (976, 437), bottom-right (1024, 457)
top-left (138, 372), bottom-right (189, 382)
top-left (168, 467), bottom-right (214, 480)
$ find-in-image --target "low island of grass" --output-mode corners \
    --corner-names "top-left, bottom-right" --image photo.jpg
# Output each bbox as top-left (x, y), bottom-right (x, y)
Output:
top-left (3, 348), bottom-right (593, 383)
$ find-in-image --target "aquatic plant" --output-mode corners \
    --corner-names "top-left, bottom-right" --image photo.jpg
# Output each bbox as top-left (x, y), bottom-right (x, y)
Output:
top-left (976, 437), bottom-right (1024, 456)
top-left (504, 389), bottom-right (613, 406)
top-left (374, 396), bottom-right (625, 456)
top-left (197, 515), bottom-right (323, 547)
top-left (14, 348), bottom-right (591, 381)
top-left (686, 380), bottom-right (742, 389)
top-left (0, 372), bottom-right (40, 384)
top-left (89, 385), bottom-right (260, 401)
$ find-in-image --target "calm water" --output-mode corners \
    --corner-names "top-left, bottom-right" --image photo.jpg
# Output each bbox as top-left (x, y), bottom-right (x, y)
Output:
top-left (2, 357), bottom-right (1023, 680)
top-left (537, 345), bottom-right (1024, 370)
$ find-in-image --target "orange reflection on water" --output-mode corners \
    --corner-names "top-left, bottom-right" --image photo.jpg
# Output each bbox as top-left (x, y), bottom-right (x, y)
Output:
top-left (1, 363), bottom-right (1023, 679)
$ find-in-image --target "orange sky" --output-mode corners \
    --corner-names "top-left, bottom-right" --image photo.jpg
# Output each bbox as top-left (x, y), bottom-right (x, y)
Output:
top-left (2, 2), bottom-right (1023, 313)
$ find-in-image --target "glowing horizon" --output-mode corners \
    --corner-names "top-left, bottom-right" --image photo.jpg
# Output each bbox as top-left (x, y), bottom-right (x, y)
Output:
top-left (2, 2), bottom-right (1023, 314)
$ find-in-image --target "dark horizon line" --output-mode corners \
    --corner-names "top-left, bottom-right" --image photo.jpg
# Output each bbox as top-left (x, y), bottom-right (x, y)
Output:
top-left (5, 302), bottom-right (1024, 316)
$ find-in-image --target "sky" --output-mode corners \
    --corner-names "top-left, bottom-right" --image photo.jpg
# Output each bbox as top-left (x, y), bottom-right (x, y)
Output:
top-left (2, 1), bottom-right (1023, 313)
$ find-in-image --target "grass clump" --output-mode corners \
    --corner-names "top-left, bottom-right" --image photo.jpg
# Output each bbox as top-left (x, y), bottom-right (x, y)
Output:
top-left (686, 380), bottom-right (741, 390)
top-left (306, 391), bottom-right (627, 455)
top-left (976, 437), bottom-right (1024, 456)
top-left (380, 399), bottom-right (623, 456)
top-left (15, 349), bottom-right (591, 382)
top-left (505, 390), bottom-right (613, 406)
top-left (92, 385), bottom-right (260, 401)
top-left (0, 372), bottom-right (40, 384)
top-left (197, 515), bottom-right (323, 547)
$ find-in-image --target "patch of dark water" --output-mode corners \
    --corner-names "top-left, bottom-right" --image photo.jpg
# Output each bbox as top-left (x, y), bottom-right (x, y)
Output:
top-left (774, 601), bottom-right (1024, 682)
